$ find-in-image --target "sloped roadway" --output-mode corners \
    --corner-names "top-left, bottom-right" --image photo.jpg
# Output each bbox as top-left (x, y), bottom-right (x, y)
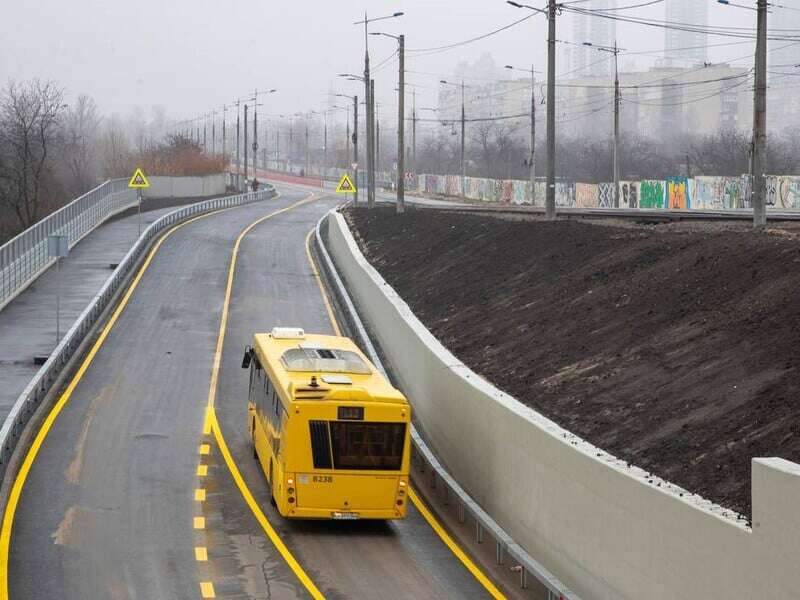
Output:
top-left (6, 184), bottom-right (489, 599)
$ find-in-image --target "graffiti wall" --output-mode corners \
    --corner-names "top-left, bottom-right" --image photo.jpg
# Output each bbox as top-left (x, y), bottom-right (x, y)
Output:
top-left (667, 177), bottom-right (690, 209)
top-left (598, 183), bottom-right (615, 208)
top-left (639, 180), bottom-right (665, 209)
top-left (576, 183), bottom-right (598, 208)
top-left (620, 182), bottom-right (639, 209)
top-left (415, 173), bottom-right (800, 212)
top-left (767, 176), bottom-right (800, 209)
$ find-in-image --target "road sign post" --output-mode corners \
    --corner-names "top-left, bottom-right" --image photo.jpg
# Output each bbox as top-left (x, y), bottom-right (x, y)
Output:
top-left (336, 173), bottom-right (357, 196)
top-left (47, 234), bottom-right (69, 346)
top-left (128, 168), bottom-right (151, 236)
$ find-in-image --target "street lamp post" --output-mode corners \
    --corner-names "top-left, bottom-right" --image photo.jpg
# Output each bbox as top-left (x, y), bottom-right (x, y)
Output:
top-left (372, 31), bottom-right (406, 212)
top-left (507, 0), bottom-right (556, 219)
top-left (441, 79), bottom-right (466, 196)
top-left (506, 64), bottom-right (541, 205)
top-left (354, 11), bottom-right (404, 208)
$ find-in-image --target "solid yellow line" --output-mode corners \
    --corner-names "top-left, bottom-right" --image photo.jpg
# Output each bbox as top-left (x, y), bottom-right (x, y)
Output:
top-left (205, 194), bottom-right (319, 410)
top-left (208, 411), bottom-right (325, 600)
top-left (200, 581), bottom-right (216, 598)
top-left (409, 489), bottom-right (506, 600)
top-left (0, 204), bottom-right (242, 600)
top-left (305, 221), bottom-right (506, 599)
top-left (199, 191), bottom-right (326, 598)
top-left (305, 229), bottom-right (341, 336)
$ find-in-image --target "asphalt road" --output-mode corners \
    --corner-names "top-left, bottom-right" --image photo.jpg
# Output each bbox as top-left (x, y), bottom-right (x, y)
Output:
top-left (8, 184), bottom-right (488, 599)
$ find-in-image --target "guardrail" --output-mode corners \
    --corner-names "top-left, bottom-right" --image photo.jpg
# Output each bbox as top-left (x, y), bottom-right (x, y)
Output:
top-left (313, 210), bottom-right (578, 600)
top-left (0, 179), bottom-right (137, 312)
top-left (0, 186), bottom-right (276, 483)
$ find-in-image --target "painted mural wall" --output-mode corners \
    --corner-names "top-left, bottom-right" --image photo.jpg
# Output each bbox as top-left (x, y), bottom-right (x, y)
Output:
top-left (413, 173), bottom-right (800, 213)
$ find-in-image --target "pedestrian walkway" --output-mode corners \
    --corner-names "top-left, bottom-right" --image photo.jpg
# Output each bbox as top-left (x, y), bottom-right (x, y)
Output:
top-left (0, 206), bottom-right (178, 424)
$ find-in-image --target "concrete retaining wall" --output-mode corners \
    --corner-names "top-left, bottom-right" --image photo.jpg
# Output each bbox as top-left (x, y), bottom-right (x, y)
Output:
top-left (143, 174), bottom-right (227, 199)
top-left (326, 210), bottom-right (800, 600)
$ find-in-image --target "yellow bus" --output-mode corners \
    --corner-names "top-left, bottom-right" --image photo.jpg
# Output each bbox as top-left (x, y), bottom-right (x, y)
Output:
top-left (242, 327), bottom-right (411, 520)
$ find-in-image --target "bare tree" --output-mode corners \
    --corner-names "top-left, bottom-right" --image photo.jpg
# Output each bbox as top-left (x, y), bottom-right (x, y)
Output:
top-left (100, 113), bottom-right (132, 178)
top-left (60, 94), bottom-right (101, 195)
top-left (0, 79), bottom-right (66, 228)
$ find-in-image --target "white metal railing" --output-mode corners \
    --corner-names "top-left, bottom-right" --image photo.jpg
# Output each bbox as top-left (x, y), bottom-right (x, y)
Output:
top-left (0, 186), bottom-right (276, 481)
top-left (313, 210), bottom-right (579, 600)
top-left (0, 179), bottom-right (136, 311)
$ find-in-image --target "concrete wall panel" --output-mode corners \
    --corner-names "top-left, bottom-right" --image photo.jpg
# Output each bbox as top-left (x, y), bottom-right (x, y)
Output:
top-left (327, 211), bottom-right (800, 600)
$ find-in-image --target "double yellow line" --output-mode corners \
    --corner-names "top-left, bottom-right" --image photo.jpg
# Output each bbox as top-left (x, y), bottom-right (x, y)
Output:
top-left (0, 195), bottom-right (317, 600)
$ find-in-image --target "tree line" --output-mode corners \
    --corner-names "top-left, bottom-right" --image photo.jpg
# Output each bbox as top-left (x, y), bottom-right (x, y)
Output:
top-left (0, 79), bottom-right (224, 244)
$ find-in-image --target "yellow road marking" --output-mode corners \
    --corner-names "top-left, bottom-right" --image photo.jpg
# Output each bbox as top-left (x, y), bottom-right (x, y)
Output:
top-left (205, 194), bottom-right (319, 410)
top-left (305, 229), bottom-right (341, 336)
top-left (0, 194), bottom-right (302, 600)
top-left (199, 193), bottom-right (327, 599)
top-left (193, 517), bottom-right (206, 530)
top-left (200, 581), bottom-right (216, 598)
top-left (409, 489), bottom-right (506, 599)
top-left (197, 464), bottom-right (208, 477)
top-left (195, 489), bottom-right (206, 502)
top-left (195, 546), bottom-right (208, 562)
top-left (207, 411), bottom-right (324, 600)
top-left (305, 223), bottom-right (507, 599)
top-left (199, 443), bottom-right (210, 455)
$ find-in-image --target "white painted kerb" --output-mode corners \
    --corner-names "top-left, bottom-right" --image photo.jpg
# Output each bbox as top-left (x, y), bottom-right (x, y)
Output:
top-left (326, 211), bottom-right (800, 600)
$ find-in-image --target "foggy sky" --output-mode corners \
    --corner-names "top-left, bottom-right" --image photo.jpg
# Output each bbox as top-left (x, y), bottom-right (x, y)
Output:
top-left (0, 1), bottom-right (757, 123)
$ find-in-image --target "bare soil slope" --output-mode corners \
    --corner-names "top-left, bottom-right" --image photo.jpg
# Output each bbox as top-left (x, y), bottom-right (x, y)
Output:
top-left (344, 206), bottom-right (800, 518)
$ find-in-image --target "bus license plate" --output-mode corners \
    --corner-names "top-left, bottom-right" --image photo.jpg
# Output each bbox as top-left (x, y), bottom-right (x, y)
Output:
top-left (332, 511), bottom-right (360, 520)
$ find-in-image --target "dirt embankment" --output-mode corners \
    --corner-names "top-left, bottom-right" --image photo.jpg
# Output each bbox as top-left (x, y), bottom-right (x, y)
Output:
top-left (344, 206), bottom-right (800, 518)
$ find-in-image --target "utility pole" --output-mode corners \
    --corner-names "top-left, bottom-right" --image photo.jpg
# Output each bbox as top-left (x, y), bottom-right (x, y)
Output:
top-left (461, 80), bottom-right (466, 195)
top-left (268, 123), bottom-right (269, 170)
top-left (613, 41), bottom-right (621, 208)
top-left (412, 88), bottom-right (417, 175)
top-left (346, 110), bottom-right (351, 169)
top-left (323, 111), bottom-right (328, 176)
top-left (236, 100), bottom-right (241, 191)
top-left (353, 95), bottom-right (359, 206)
top-left (222, 105), bottom-right (227, 159)
top-left (305, 117), bottom-right (309, 175)
top-left (276, 130), bottom-right (280, 168)
top-left (530, 65), bottom-right (537, 206)
top-left (364, 14), bottom-right (373, 208)
top-left (244, 104), bottom-right (249, 186)
top-left (376, 119), bottom-right (381, 181)
top-left (752, 0), bottom-right (767, 228)
top-left (203, 114), bottom-right (207, 153)
top-left (212, 110), bottom-right (216, 154)
top-left (253, 90), bottom-right (259, 181)
top-left (546, 0), bottom-right (557, 220)
top-left (397, 33), bottom-right (405, 213)
top-left (370, 78), bottom-right (376, 207)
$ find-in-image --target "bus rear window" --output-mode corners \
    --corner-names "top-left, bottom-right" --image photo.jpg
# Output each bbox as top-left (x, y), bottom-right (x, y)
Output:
top-left (330, 422), bottom-right (405, 471)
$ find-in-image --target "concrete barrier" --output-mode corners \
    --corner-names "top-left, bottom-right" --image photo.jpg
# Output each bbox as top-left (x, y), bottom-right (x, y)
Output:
top-left (326, 210), bottom-right (800, 600)
top-left (143, 174), bottom-right (227, 199)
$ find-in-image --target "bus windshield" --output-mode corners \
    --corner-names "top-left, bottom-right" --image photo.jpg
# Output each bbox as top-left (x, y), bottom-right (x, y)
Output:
top-left (281, 347), bottom-right (371, 375)
top-left (330, 422), bottom-right (406, 470)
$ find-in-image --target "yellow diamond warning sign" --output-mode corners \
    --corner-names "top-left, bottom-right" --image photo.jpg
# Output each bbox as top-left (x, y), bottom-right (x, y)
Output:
top-left (335, 173), bottom-right (357, 194)
top-left (128, 168), bottom-right (150, 189)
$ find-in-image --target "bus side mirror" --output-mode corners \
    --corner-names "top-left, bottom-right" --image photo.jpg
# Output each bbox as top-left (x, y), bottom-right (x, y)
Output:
top-left (242, 346), bottom-right (253, 369)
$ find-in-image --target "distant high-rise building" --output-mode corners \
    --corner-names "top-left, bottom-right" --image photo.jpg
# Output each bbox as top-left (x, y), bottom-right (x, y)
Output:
top-left (569, 0), bottom-right (617, 78)
top-left (664, 0), bottom-right (708, 66)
